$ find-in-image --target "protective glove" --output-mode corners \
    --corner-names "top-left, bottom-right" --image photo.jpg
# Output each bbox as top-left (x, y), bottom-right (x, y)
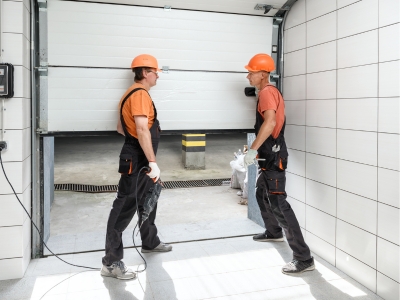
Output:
top-left (244, 149), bottom-right (258, 167)
top-left (147, 162), bottom-right (161, 182)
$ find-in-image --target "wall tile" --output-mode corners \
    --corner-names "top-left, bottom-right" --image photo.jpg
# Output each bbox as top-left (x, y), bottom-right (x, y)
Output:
top-left (306, 179), bottom-right (336, 216)
top-left (23, 3), bottom-right (30, 40)
top-left (286, 173), bottom-right (306, 202)
top-left (284, 0), bottom-right (306, 29)
top-left (283, 75), bottom-right (306, 100)
top-left (378, 203), bottom-right (400, 245)
top-left (379, 0), bottom-right (400, 27)
top-left (306, 99), bottom-right (336, 128)
top-left (337, 129), bottom-right (377, 166)
top-left (305, 231), bottom-right (335, 265)
top-left (287, 197), bottom-right (305, 228)
top-left (13, 66), bottom-right (31, 99)
top-left (2, 1), bottom-right (24, 34)
top-left (379, 24), bottom-right (400, 62)
top-left (0, 226), bottom-right (24, 259)
top-left (338, 30), bottom-right (378, 69)
top-left (337, 0), bottom-right (361, 8)
top-left (378, 168), bottom-right (399, 208)
top-left (285, 100), bottom-right (306, 125)
top-left (336, 249), bottom-right (377, 293)
top-left (336, 220), bottom-right (377, 268)
top-left (287, 149), bottom-right (306, 177)
top-left (0, 186), bottom-right (30, 227)
top-left (337, 190), bottom-right (377, 234)
top-left (337, 98), bottom-right (378, 132)
top-left (285, 125), bottom-right (305, 151)
top-left (379, 60), bottom-right (400, 97)
top-left (1, 98), bottom-right (31, 130)
top-left (1, 129), bottom-right (31, 162)
top-left (306, 0), bottom-right (336, 21)
top-left (377, 238), bottom-right (399, 282)
top-left (306, 205), bottom-right (336, 245)
top-left (2, 33), bottom-right (26, 67)
top-left (307, 12), bottom-right (336, 47)
top-left (379, 98), bottom-right (400, 134)
top-left (338, 64), bottom-right (378, 98)
top-left (378, 133), bottom-right (399, 171)
top-left (306, 126), bottom-right (336, 158)
top-left (337, 160), bottom-right (377, 200)
top-left (0, 257), bottom-right (25, 280)
top-left (306, 71), bottom-right (336, 100)
top-left (377, 272), bottom-right (400, 300)
top-left (307, 42), bottom-right (336, 73)
top-left (284, 23), bottom-right (306, 53)
top-left (338, 0), bottom-right (379, 39)
top-left (284, 49), bottom-right (306, 76)
top-left (306, 153), bottom-right (336, 188)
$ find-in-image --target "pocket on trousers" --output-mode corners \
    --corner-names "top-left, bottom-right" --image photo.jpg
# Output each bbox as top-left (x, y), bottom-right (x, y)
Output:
top-left (118, 154), bottom-right (132, 174)
top-left (265, 171), bottom-right (286, 194)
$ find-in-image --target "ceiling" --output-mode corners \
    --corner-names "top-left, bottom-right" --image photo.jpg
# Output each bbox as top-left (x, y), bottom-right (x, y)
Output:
top-left (67, 0), bottom-right (290, 16)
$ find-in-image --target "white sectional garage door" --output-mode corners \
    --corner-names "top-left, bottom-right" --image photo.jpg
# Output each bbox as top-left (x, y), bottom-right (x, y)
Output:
top-left (47, 0), bottom-right (272, 132)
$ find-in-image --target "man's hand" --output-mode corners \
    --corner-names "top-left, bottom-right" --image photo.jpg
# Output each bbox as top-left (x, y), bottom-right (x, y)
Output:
top-left (147, 162), bottom-right (160, 181)
top-left (244, 149), bottom-right (258, 167)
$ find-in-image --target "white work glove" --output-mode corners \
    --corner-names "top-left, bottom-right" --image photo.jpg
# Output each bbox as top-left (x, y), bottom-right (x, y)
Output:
top-left (147, 162), bottom-right (161, 182)
top-left (244, 149), bottom-right (258, 167)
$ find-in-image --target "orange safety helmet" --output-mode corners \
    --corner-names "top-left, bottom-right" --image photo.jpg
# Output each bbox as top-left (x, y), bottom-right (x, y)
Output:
top-left (245, 53), bottom-right (275, 73)
top-left (131, 54), bottom-right (161, 71)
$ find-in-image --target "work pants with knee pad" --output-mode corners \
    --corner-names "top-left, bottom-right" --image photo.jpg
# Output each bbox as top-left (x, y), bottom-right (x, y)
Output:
top-left (102, 142), bottom-right (160, 266)
top-left (256, 169), bottom-right (311, 261)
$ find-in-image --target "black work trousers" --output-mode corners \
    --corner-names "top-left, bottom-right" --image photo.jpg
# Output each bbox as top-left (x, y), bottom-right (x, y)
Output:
top-left (256, 169), bottom-right (311, 261)
top-left (102, 143), bottom-right (160, 266)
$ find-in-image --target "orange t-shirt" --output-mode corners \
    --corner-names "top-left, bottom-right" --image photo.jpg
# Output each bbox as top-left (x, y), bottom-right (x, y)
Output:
top-left (119, 83), bottom-right (155, 139)
top-left (257, 84), bottom-right (285, 139)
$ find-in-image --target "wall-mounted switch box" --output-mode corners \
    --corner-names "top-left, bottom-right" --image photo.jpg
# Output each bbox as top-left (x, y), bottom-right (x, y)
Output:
top-left (0, 63), bottom-right (14, 98)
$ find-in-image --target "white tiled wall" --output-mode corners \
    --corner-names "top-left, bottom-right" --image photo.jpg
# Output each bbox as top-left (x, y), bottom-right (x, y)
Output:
top-left (0, 0), bottom-right (32, 280)
top-left (284, 0), bottom-right (400, 298)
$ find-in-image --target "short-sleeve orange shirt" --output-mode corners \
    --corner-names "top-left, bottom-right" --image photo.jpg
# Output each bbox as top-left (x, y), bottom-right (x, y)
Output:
top-left (257, 84), bottom-right (285, 139)
top-left (119, 82), bottom-right (155, 139)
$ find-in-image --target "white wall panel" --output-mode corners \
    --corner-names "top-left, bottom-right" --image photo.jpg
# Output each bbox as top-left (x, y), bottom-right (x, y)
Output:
top-left (0, 158), bottom-right (30, 194)
top-left (284, 50), bottom-right (306, 76)
top-left (378, 168), bottom-right (400, 208)
top-left (306, 179), bottom-right (336, 216)
top-left (337, 0), bottom-right (360, 9)
top-left (379, 0), bottom-right (400, 27)
top-left (338, 64), bottom-right (378, 98)
top-left (306, 0), bottom-right (336, 21)
top-left (306, 12), bottom-right (336, 47)
top-left (337, 130), bottom-right (377, 166)
top-left (287, 149), bottom-right (305, 177)
top-left (379, 60), bottom-right (400, 97)
top-left (48, 1), bottom-right (272, 71)
top-left (378, 133), bottom-right (399, 171)
top-left (306, 205), bottom-right (336, 245)
top-left (337, 98), bottom-right (378, 132)
top-left (379, 98), bottom-right (400, 134)
top-left (286, 173), bottom-right (305, 202)
top-left (306, 100), bottom-right (336, 128)
top-left (306, 71), bottom-right (336, 99)
top-left (336, 220), bottom-right (377, 268)
top-left (1, 129), bottom-right (31, 162)
top-left (337, 160), bottom-right (377, 200)
top-left (285, 125), bottom-right (305, 151)
top-left (284, 0), bottom-right (305, 29)
top-left (0, 187), bottom-right (31, 227)
top-left (306, 153), bottom-right (336, 187)
top-left (377, 273), bottom-right (400, 300)
top-left (378, 203), bottom-right (400, 245)
top-left (336, 249), bottom-right (377, 293)
top-left (379, 24), bottom-right (400, 62)
top-left (1, 33), bottom-right (29, 67)
top-left (283, 75), bottom-right (306, 100)
top-left (0, 226), bottom-right (24, 259)
top-left (337, 190), bottom-right (377, 234)
top-left (285, 100), bottom-right (306, 125)
top-left (2, 1), bottom-right (24, 33)
top-left (338, 0), bottom-right (378, 39)
top-left (286, 197), bottom-right (305, 228)
top-left (0, 98), bottom-right (31, 130)
top-left (337, 30), bottom-right (378, 69)
top-left (284, 23), bottom-right (306, 53)
top-left (305, 231), bottom-right (335, 265)
top-left (48, 68), bottom-right (255, 131)
top-left (377, 238), bottom-right (400, 282)
top-left (0, 257), bottom-right (26, 280)
top-left (306, 126), bottom-right (336, 158)
top-left (307, 42), bottom-right (336, 73)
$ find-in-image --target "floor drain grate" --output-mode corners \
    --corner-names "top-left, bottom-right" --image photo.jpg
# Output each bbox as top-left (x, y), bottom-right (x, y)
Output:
top-left (54, 178), bottom-right (231, 193)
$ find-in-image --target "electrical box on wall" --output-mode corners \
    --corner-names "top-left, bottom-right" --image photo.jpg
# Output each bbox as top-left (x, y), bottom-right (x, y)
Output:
top-left (0, 63), bottom-right (14, 98)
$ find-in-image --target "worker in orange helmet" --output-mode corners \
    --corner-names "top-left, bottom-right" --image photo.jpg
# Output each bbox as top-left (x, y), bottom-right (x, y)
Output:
top-left (101, 54), bottom-right (172, 280)
top-left (243, 53), bottom-right (315, 275)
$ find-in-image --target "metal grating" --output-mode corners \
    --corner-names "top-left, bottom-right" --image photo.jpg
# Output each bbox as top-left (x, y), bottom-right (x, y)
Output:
top-left (54, 178), bottom-right (231, 193)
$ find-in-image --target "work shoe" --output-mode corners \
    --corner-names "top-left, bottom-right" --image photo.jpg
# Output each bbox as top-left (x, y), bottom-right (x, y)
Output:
top-left (253, 232), bottom-right (284, 242)
top-left (141, 242), bottom-right (173, 253)
top-left (100, 261), bottom-right (137, 280)
top-left (282, 257), bottom-right (315, 275)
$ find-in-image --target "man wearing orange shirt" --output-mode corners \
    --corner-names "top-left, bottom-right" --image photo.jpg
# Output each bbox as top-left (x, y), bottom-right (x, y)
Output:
top-left (243, 54), bottom-right (314, 275)
top-left (101, 54), bottom-right (172, 280)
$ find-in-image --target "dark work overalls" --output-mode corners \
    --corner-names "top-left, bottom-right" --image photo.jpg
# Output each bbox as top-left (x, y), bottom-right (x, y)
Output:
top-left (102, 87), bottom-right (161, 266)
top-left (255, 86), bottom-right (311, 262)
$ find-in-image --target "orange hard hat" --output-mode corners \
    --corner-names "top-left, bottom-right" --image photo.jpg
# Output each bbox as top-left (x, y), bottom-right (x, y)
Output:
top-left (245, 53), bottom-right (275, 73)
top-left (131, 54), bottom-right (161, 71)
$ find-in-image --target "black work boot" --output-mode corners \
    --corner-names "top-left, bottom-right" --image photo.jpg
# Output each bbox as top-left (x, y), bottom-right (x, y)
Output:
top-left (253, 232), bottom-right (284, 242)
